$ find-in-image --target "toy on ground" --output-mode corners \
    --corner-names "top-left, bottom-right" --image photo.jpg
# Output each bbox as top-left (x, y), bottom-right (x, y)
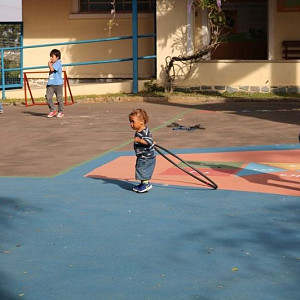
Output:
top-left (167, 122), bottom-right (206, 131)
top-left (154, 144), bottom-right (218, 189)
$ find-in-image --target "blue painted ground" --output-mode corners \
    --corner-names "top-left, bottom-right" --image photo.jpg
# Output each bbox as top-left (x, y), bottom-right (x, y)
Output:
top-left (0, 147), bottom-right (299, 300)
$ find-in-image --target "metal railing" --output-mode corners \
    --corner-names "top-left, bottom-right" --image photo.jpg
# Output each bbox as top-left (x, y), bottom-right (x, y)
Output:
top-left (1, 34), bottom-right (156, 100)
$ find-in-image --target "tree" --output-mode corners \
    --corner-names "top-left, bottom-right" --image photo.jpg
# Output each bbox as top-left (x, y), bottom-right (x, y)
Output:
top-left (164, 0), bottom-right (228, 91)
top-left (0, 24), bottom-right (21, 48)
top-left (0, 24), bottom-right (22, 85)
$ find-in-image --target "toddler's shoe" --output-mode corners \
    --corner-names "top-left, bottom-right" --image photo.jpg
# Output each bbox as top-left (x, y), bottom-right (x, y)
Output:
top-left (0, 110), bottom-right (3, 114)
top-left (47, 111), bottom-right (57, 118)
top-left (132, 183), bottom-right (142, 192)
top-left (57, 112), bottom-right (64, 118)
top-left (135, 183), bottom-right (152, 193)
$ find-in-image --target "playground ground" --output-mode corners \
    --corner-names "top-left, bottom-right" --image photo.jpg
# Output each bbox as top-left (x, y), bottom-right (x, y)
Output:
top-left (0, 98), bottom-right (299, 299)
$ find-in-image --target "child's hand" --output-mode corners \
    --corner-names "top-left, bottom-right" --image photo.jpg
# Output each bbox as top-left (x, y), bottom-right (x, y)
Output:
top-left (134, 137), bottom-right (143, 143)
top-left (48, 60), bottom-right (54, 72)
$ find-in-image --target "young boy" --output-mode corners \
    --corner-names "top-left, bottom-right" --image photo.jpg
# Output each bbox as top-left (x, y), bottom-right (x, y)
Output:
top-left (46, 49), bottom-right (64, 118)
top-left (129, 109), bottom-right (156, 193)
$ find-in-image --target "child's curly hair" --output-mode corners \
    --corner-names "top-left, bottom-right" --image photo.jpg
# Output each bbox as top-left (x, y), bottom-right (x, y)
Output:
top-left (129, 109), bottom-right (149, 124)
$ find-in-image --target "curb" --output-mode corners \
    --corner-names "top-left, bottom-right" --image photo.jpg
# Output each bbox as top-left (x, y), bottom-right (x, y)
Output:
top-left (2, 95), bottom-right (300, 106)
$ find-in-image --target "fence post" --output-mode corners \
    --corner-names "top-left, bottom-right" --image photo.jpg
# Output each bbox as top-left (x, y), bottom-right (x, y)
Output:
top-left (1, 49), bottom-right (5, 100)
top-left (132, 0), bottom-right (138, 94)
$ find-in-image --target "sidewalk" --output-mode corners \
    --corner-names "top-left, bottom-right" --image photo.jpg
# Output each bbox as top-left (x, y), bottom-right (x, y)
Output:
top-left (0, 98), bottom-right (299, 177)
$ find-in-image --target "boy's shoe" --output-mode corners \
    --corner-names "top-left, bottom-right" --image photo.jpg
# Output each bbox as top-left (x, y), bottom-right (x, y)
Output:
top-left (132, 183), bottom-right (142, 192)
top-left (47, 111), bottom-right (57, 118)
top-left (0, 110), bottom-right (3, 114)
top-left (135, 183), bottom-right (152, 193)
top-left (57, 112), bottom-right (64, 118)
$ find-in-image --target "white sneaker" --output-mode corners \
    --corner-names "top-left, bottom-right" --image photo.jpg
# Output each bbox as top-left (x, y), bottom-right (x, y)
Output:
top-left (57, 112), bottom-right (64, 118)
top-left (0, 110), bottom-right (3, 114)
top-left (47, 111), bottom-right (57, 118)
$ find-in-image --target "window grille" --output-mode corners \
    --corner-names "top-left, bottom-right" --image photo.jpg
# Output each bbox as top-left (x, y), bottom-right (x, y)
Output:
top-left (79, 0), bottom-right (154, 13)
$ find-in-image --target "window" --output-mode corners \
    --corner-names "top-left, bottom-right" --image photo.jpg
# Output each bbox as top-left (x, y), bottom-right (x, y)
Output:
top-left (212, 0), bottom-right (268, 60)
top-left (0, 22), bottom-right (23, 88)
top-left (79, 0), bottom-right (154, 13)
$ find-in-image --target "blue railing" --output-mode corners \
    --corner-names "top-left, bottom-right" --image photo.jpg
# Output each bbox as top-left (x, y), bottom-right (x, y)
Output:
top-left (1, 34), bottom-right (156, 100)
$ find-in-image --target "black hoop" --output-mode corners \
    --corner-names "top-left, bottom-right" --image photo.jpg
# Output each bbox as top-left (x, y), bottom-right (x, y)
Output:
top-left (154, 144), bottom-right (218, 190)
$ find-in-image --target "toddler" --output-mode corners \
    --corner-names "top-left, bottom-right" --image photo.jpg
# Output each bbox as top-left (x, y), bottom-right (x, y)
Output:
top-left (129, 109), bottom-right (156, 193)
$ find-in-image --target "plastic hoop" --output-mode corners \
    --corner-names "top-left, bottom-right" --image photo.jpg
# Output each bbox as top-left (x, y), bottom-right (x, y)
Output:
top-left (154, 144), bottom-right (218, 190)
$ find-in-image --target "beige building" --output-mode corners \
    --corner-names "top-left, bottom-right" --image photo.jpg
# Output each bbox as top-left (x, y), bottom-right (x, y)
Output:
top-left (5, 0), bottom-right (300, 98)
top-left (156, 0), bottom-right (300, 93)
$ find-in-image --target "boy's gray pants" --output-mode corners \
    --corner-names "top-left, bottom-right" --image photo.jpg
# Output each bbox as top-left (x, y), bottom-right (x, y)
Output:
top-left (46, 85), bottom-right (63, 112)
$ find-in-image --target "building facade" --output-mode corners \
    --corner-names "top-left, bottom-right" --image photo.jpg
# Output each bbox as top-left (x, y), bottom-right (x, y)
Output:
top-left (4, 0), bottom-right (300, 97)
top-left (156, 0), bottom-right (300, 94)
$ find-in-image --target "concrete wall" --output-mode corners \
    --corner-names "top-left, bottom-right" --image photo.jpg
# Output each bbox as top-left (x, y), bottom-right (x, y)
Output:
top-left (274, 7), bottom-right (300, 59)
top-left (156, 0), bottom-right (188, 83)
top-left (171, 61), bottom-right (300, 94)
top-left (22, 0), bottom-right (155, 79)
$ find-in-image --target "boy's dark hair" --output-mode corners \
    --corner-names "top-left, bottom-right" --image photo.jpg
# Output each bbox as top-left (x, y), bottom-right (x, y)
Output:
top-left (50, 49), bottom-right (61, 59)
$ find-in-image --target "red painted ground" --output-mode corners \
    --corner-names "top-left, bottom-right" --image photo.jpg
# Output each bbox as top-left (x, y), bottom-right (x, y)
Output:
top-left (85, 149), bottom-right (300, 196)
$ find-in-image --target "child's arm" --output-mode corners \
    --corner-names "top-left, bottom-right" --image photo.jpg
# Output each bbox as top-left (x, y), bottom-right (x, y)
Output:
top-left (134, 137), bottom-right (148, 145)
top-left (134, 137), bottom-right (156, 147)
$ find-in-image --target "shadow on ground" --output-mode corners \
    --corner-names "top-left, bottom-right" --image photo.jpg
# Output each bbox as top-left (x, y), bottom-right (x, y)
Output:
top-left (0, 196), bottom-right (42, 300)
top-left (144, 98), bottom-right (300, 126)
